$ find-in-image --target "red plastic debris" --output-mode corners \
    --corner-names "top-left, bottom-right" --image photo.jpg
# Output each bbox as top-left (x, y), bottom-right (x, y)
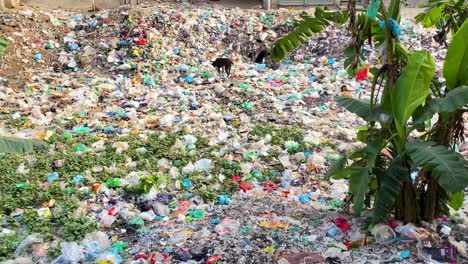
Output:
top-left (162, 253), bottom-right (170, 260)
top-left (240, 181), bottom-right (252, 191)
top-left (136, 37), bottom-right (147, 46)
top-left (135, 253), bottom-right (149, 260)
top-left (206, 256), bottom-right (221, 264)
top-left (33, 39), bottom-right (41, 44)
top-left (150, 253), bottom-right (157, 264)
top-left (387, 219), bottom-right (399, 229)
top-left (263, 182), bottom-right (279, 192)
top-left (108, 207), bottom-right (116, 215)
top-left (176, 200), bottom-right (191, 215)
top-left (333, 217), bottom-right (351, 233)
top-left (231, 176), bottom-right (241, 182)
top-left (356, 68), bottom-right (369, 81)
top-left (179, 200), bottom-right (191, 210)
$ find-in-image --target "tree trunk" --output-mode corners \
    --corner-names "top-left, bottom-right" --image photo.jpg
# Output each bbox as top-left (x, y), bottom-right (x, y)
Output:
top-left (395, 180), bottom-right (418, 223)
top-left (419, 112), bottom-right (463, 221)
top-left (421, 173), bottom-right (439, 221)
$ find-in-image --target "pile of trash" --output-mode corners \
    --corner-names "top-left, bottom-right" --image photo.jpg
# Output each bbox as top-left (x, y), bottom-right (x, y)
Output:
top-left (1, 1), bottom-right (467, 263)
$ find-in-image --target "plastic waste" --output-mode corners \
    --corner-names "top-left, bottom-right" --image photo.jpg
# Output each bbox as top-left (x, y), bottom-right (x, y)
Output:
top-left (395, 223), bottom-right (427, 241)
top-left (379, 18), bottom-right (403, 37)
top-left (170, 230), bottom-right (191, 244)
top-left (128, 217), bottom-right (145, 228)
top-left (215, 218), bottom-right (240, 236)
top-left (218, 194), bottom-right (231, 205)
top-left (47, 172), bottom-right (59, 182)
top-left (95, 251), bottom-right (121, 264)
top-left (284, 141), bottom-right (299, 151)
top-left (194, 159), bottom-right (213, 171)
top-left (182, 179), bottom-right (192, 189)
top-left (15, 234), bottom-right (43, 256)
top-left (421, 246), bottom-right (457, 263)
top-left (333, 217), bottom-right (351, 233)
top-left (448, 236), bottom-right (467, 258)
top-left (440, 225), bottom-right (451, 236)
top-left (99, 212), bottom-right (117, 228)
top-left (371, 224), bottom-right (396, 244)
top-left (298, 193), bottom-right (311, 204)
top-left (73, 175), bottom-right (84, 183)
top-left (37, 208), bottom-right (52, 218)
top-left (327, 224), bottom-right (344, 241)
top-left (153, 202), bottom-right (170, 216)
top-left (346, 228), bottom-right (366, 248)
top-left (51, 242), bottom-right (85, 264)
top-left (281, 252), bottom-right (325, 264)
top-left (281, 170), bottom-right (293, 190)
top-left (240, 181), bottom-right (252, 191)
top-left (33, 53), bottom-right (42, 60)
top-left (260, 220), bottom-right (288, 229)
top-left (366, 0), bottom-right (381, 19)
top-left (111, 241), bottom-right (128, 254)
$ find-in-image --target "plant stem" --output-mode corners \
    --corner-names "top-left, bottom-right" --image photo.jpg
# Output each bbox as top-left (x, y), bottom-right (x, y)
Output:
top-left (380, 1), bottom-right (405, 153)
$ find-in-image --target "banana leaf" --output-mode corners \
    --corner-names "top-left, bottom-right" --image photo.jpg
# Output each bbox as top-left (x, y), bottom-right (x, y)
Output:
top-left (0, 137), bottom-right (48, 153)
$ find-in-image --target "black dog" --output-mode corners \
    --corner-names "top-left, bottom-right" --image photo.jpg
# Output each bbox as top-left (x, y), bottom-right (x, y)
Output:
top-left (212, 58), bottom-right (233, 77)
top-left (255, 50), bottom-right (270, 64)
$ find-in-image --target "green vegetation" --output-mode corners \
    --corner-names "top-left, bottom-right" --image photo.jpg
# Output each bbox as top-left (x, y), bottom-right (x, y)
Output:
top-left (272, 0), bottom-right (468, 223)
top-left (0, 124), bottom-right (311, 260)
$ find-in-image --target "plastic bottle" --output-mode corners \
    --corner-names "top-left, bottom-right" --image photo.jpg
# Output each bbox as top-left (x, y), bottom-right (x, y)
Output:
top-left (281, 170), bottom-right (292, 190)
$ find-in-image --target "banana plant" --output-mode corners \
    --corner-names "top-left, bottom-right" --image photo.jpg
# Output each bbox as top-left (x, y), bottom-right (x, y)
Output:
top-left (410, 19), bottom-right (468, 219)
top-left (0, 137), bottom-right (48, 153)
top-left (415, 0), bottom-right (468, 45)
top-left (329, 19), bottom-right (468, 223)
top-left (270, 7), bottom-right (349, 62)
top-left (271, 0), bottom-right (467, 223)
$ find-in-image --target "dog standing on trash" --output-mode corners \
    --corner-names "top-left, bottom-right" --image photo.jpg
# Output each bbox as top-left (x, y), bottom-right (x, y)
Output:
top-left (255, 50), bottom-right (270, 64)
top-left (212, 58), bottom-right (234, 77)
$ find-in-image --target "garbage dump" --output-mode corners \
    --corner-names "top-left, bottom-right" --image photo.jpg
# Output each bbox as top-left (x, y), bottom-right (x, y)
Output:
top-left (0, 1), bottom-right (467, 263)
